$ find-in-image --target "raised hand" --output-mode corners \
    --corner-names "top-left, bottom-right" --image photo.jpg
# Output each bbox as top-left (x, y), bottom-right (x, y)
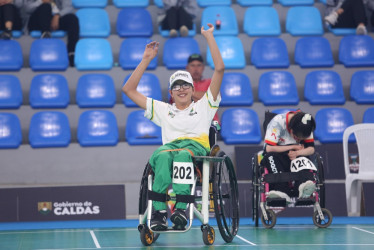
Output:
top-left (143, 41), bottom-right (159, 61)
top-left (201, 23), bottom-right (214, 38)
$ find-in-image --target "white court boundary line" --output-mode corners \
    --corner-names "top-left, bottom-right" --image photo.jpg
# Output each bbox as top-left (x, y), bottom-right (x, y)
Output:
top-left (236, 234), bottom-right (256, 246)
top-left (90, 230), bottom-right (101, 249)
top-left (353, 227), bottom-right (374, 235)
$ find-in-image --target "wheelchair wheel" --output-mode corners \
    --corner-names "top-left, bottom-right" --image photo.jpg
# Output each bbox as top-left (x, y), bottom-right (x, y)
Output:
top-left (251, 154), bottom-right (260, 227)
top-left (314, 152), bottom-right (326, 208)
top-left (201, 225), bottom-right (215, 245)
top-left (212, 150), bottom-right (239, 243)
top-left (140, 225), bottom-right (158, 246)
top-left (139, 163), bottom-right (152, 216)
top-left (313, 208), bottom-right (333, 228)
top-left (261, 209), bottom-right (276, 229)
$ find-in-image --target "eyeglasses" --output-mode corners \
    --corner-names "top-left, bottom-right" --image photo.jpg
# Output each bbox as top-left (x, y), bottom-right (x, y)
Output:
top-left (171, 83), bottom-right (192, 91)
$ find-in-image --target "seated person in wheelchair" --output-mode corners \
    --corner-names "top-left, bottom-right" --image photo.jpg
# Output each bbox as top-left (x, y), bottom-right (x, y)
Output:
top-left (261, 111), bottom-right (317, 202)
top-left (122, 23), bottom-right (224, 231)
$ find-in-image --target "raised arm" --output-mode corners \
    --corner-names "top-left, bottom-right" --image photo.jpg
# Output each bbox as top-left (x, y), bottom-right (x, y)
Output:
top-left (122, 41), bottom-right (159, 110)
top-left (201, 24), bottom-right (224, 101)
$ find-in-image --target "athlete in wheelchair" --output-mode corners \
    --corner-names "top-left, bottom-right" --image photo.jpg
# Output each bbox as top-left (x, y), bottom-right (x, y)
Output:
top-left (252, 111), bottom-right (332, 228)
top-left (123, 24), bottom-right (239, 246)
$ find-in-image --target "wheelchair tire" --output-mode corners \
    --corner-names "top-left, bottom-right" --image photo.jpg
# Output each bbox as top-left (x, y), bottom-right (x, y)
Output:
top-left (201, 225), bottom-right (215, 245)
top-left (251, 154), bottom-right (260, 227)
top-left (261, 209), bottom-right (276, 229)
top-left (313, 208), bottom-right (333, 228)
top-left (212, 150), bottom-right (239, 243)
top-left (315, 153), bottom-right (326, 208)
top-left (139, 163), bottom-right (152, 215)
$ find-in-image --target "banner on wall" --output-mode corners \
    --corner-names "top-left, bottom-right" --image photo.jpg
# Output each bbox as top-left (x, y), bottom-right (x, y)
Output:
top-left (0, 185), bottom-right (125, 222)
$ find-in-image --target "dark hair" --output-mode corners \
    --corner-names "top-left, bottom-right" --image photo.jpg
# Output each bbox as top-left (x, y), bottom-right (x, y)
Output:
top-left (289, 112), bottom-right (316, 138)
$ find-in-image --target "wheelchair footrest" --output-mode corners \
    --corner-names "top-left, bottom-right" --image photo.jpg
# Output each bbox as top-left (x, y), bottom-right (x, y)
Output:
top-left (295, 198), bottom-right (315, 206)
top-left (266, 198), bottom-right (287, 207)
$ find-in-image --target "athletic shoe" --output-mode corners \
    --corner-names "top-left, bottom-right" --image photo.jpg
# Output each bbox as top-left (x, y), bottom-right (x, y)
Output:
top-left (150, 210), bottom-right (168, 231)
top-left (267, 190), bottom-right (291, 203)
top-left (324, 11), bottom-right (338, 26)
top-left (179, 25), bottom-right (189, 37)
top-left (169, 29), bottom-right (178, 38)
top-left (170, 209), bottom-right (187, 230)
top-left (356, 25), bottom-right (367, 35)
top-left (298, 180), bottom-right (316, 198)
top-left (41, 31), bottom-right (51, 39)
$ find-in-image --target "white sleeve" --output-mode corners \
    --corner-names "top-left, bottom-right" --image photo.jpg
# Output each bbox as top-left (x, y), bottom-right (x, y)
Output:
top-left (144, 98), bottom-right (168, 127)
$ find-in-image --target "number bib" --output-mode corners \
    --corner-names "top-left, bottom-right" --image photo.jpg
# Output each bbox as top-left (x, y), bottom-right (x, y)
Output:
top-left (172, 162), bottom-right (194, 184)
top-left (290, 157), bottom-right (317, 172)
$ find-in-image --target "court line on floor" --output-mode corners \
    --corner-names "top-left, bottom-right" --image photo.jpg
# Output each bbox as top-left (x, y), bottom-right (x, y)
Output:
top-left (236, 234), bottom-right (256, 246)
top-left (90, 230), bottom-right (101, 249)
top-left (352, 227), bottom-right (374, 235)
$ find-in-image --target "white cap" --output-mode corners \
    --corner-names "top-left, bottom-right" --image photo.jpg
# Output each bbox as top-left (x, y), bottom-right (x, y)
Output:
top-left (169, 70), bottom-right (193, 89)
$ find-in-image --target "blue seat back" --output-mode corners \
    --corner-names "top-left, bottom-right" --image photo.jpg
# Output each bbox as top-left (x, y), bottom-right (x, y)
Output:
top-left (0, 40), bottom-right (23, 71)
top-left (220, 72), bottom-right (253, 106)
top-left (29, 74), bottom-right (70, 108)
top-left (0, 75), bottom-right (22, 109)
top-left (159, 23), bottom-right (196, 37)
top-left (30, 30), bottom-right (66, 38)
top-left (295, 37), bottom-right (334, 68)
top-left (75, 38), bottom-right (113, 70)
top-left (272, 108), bottom-right (297, 114)
top-left (125, 110), bottom-right (162, 145)
top-left (315, 108), bottom-right (354, 143)
top-left (119, 38), bottom-right (157, 70)
top-left (328, 26), bottom-right (356, 36)
top-left (113, 0), bottom-right (149, 7)
top-left (73, 0), bottom-right (107, 8)
top-left (207, 36), bottom-right (245, 69)
top-left (154, 0), bottom-right (163, 7)
top-left (363, 107), bottom-right (374, 123)
top-left (278, 0), bottom-right (314, 5)
top-left (221, 108), bottom-right (261, 144)
top-left (29, 111), bottom-right (71, 148)
top-left (304, 70), bottom-right (345, 105)
top-left (201, 6), bottom-right (238, 36)
top-left (77, 110), bottom-right (119, 146)
top-left (197, 0), bottom-right (231, 7)
top-left (243, 7), bottom-right (280, 36)
top-left (122, 73), bottom-right (162, 107)
top-left (76, 8), bottom-right (110, 38)
top-left (0, 113), bottom-right (22, 148)
top-left (117, 8), bottom-right (152, 37)
top-left (350, 70), bottom-right (374, 104)
top-left (251, 37), bottom-right (289, 68)
top-left (237, 0), bottom-right (272, 6)
top-left (76, 74), bottom-right (116, 108)
top-left (163, 37), bottom-right (200, 69)
top-left (286, 6), bottom-right (323, 36)
top-left (29, 39), bottom-right (69, 71)
top-left (339, 35), bottom-right (374, 67)
top-left (259, 71), bottom-right (299, 105)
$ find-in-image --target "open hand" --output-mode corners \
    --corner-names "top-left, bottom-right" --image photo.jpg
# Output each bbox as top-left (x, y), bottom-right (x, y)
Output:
top-left (201, 23), bottom-right (214, 38)
top-left (143, 41), bottom-right (159, 60)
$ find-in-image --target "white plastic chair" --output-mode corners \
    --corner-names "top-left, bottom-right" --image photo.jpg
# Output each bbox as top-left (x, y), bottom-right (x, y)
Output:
top-left (343, 123), bottom-right (374, 216)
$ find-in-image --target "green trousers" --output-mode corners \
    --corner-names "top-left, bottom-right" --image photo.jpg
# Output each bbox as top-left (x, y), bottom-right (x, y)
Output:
top-left (149, 139), bottom-right (208, 211)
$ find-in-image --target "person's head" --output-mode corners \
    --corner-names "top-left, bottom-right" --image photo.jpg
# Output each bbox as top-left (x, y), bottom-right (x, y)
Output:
top-left (186, 54), bottom-right (205, 83)
top-left (289, 112), bottom-right (316, 141)
top-left (169, 70), bottom-right (194, 108)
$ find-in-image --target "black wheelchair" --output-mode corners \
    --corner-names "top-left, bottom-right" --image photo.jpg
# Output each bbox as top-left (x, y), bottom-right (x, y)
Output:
top-left (251, 151), bottom-right (333, 229)
top-left (138, 125), bottom-right (240, 246)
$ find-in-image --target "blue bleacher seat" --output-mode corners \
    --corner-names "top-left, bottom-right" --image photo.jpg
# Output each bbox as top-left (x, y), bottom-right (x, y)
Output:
top-left (220, 72), bottom-right (253, 106)
top-left (0, 113), bottom-right (22, 148)
top-left (295, 37), bottom-right (334, 68)
top-left (29, 111), bottom-right (71, 148)
top-left (328, 26), bottom-right (356, 36)
top-left (251, 37), bottom-right (289, 68)
top-left (315, 108), bottom-right (355, 143)
top-left (163, 37), bottom-right (200, 69)
top-left (122, 73), bottom-right (162, 107)
top-left (77, 110), bottom-right (119, 146)
top-left (0, 40), bottom-right (23, 71)
top-left (159, 23), bottom-right (196, 38)
top-left (237, 0), bottom-right (272, 6)
top-left (201, 6), bottom-right (238, 36)
top-left (119, 38), bottom-right (157, 70)
top-left (154, 0), bottom-right (163, 7)
top-left (286, 6), bottom-right (323, 36)
top-left (75, 38), bottom-right (113, 70)
top-left (30, 30), bottom-right (66, 38)
top-left (243, 7), bottom-right (281, 36)
top-left (221, 108), bottom-right (261, 144)
top-left (363, 107), bottom-right (374, 123)
top-left (113, 0), bottom-right (148, 7)
top-left (304, 70), bottom-right (345, 105)
top-left (339, 35), bottom-right (374, 67)
top-left (76, 8), bottom-right (110, 38)
top-left (197, 0), bottom-right (231, 7)
top-left (29, 74), bottom-right (70, 108)
top-left (0, 75), bottom-right (22, 109)
top-left (0, 30), bottom-right (22, 38)
top-left (259, 71), bottom-right (299, 105)
top-left (125, 110), bottom-right (162, 145)
top-left (207, 36), bottom-right (246, 69)
top-left (272, 108), bottom-right (297, 114)
top-left (117, 8), bottom-right (153, 37)
top-left (72, 0), bottom-right (107, 8)
top-left (76, 74), bottom-right (116, 108)
top-left (278, 0), bottom-right (314, 6)
top-left (29, 39), bottom-right (69, 71)
top-left (350, 71), bottom-right (374, 104)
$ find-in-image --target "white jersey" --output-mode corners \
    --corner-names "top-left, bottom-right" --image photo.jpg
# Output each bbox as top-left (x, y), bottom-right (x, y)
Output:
top-left (145, 87), bottom-right (220, 150)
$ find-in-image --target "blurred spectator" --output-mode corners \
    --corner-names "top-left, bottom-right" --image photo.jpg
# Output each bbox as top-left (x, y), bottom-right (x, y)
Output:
top-left (23, 0), bottom-right (79, 66)
top-left (0, 0), bottom-right (23, 39)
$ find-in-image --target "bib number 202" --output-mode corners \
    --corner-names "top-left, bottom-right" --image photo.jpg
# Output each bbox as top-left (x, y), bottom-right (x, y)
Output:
top-left (173, 162), bottom-right (194, 184)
